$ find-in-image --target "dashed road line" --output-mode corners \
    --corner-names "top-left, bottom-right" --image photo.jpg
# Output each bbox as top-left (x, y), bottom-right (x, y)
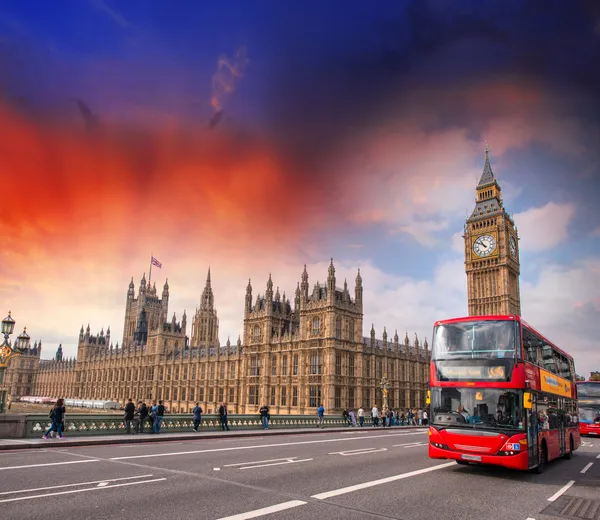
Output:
top-left (329, 447), bottom-right (387, 456)
top-left (0, 474), bottom-right (154, 496)
top-left (110, 431), bottom-right (426, 461)
top-left (547, 480), bottom-right (575, 502)
top-left (215, 500), bottom-right (308, 519)
top-left (581, 462), bottom-right (594, 474)
top-left (0, 459), bottom-right (99, 471)
top-left (0, 478), bottom-right (167, 504)
top-left (311, 462), bottom-right (455, 500)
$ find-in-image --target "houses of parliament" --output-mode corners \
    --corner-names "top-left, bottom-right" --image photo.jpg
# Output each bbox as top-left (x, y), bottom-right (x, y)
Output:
top-left (2, 148), bottom-right (521, 414)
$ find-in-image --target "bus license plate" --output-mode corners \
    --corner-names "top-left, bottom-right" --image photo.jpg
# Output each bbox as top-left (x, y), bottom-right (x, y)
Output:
top-left (461, 454), bottom-right (482, 462)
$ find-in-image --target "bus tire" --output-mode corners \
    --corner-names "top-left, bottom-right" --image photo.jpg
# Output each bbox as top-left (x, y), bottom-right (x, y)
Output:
top-left (536, 443), bottom-right (547, 474)
top-left (563, 436), bottom-right (574, 460)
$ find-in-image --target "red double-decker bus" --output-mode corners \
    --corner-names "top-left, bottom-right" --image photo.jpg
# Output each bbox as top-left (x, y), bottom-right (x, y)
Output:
top-left (428, 315), bottom-right (580, 473)
top-left (577, 381), bottom-right (600, 436)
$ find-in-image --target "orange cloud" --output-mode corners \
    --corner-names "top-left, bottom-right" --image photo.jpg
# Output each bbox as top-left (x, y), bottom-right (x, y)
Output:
top-left (0, 103), bottom-right (343, 263)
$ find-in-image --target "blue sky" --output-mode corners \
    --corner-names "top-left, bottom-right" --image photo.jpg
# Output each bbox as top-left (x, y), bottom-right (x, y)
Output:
top-left (1, 0), bottom-right (599, 373)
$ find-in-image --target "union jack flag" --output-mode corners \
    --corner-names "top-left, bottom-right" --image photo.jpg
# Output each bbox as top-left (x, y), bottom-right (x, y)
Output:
top-left (151, 257), bottom-right (162, 268)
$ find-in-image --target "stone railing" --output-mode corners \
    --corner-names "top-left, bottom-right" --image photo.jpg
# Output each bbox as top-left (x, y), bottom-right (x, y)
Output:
top-left (25, 413), bottom-right (376, 438)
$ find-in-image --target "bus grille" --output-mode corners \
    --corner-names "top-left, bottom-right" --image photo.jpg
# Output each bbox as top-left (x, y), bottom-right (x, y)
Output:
top-left (453, 444), bottom-right (492, 453)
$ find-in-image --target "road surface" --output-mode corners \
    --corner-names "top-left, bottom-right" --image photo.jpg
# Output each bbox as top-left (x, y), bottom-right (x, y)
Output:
top-left (1, 429), bottom-right (598, 519)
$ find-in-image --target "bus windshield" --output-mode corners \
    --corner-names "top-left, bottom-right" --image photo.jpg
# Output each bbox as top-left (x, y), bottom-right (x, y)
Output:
top-left (431, 387), bottom-right (524, 430)
top-left (580, 407), bottom-right (600, 424)
top-left (578, 383), bottom-right (600, 397)
top-left (432, 320), bottom-right (517, 360)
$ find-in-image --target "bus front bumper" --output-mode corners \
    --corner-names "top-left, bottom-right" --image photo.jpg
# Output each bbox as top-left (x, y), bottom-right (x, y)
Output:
top-left (429, 442), bottom-right (529, 471)
top-left (580, 424), bottom-right (600, 436)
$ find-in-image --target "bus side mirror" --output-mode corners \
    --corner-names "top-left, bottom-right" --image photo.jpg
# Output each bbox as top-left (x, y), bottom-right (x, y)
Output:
top-left (523, 392), bottom-right (532, 409)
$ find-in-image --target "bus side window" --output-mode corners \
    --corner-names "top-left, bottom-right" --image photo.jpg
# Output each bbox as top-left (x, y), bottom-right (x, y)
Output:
top-left (523, 328), bottom-right (538, 365)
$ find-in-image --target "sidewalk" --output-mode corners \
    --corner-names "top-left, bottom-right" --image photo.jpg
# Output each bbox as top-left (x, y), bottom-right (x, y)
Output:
top-left (0, 425), bottom-right (426, 451)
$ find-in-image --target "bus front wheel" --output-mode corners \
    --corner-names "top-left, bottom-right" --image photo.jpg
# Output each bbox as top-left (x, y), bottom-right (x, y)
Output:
top-left (536, 444), bottom-right (547, 474)
top-left (563, 436), bottom-right (574, 460)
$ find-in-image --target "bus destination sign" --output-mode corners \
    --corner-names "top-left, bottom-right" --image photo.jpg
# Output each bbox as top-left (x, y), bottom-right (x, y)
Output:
top-left (438, 365), bottom-right (506, 381)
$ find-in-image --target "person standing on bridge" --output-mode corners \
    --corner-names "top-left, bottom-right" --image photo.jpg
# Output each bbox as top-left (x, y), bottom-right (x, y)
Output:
top-left (371, 405), bottom-right (379, 427)
top-left (192, 402), bottom-right (203, 431)
top-left (136, 400), bottom-right (148, 434)
top-left (219, 402), bottom-right (230, 431)
top-left (260, 404), bottom-right (270, 430)
top-left (124, 398), bottom-right (136, 434)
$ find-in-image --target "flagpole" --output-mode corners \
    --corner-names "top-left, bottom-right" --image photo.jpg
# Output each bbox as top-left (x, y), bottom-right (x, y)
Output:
top-left (149, 253), bottom-right (153, 286)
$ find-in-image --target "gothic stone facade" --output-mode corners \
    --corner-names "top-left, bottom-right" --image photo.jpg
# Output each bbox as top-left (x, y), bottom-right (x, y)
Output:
top-left (464, 147), bottom-right (521, 316)
top-left (6, 263), bottom-right (429, 414)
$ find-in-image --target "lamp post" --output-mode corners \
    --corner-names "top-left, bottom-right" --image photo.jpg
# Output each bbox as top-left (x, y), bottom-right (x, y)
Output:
top-left (380, 375), bottom-right (390, 412)
top-left (0, 311), bottom-right (30, 413)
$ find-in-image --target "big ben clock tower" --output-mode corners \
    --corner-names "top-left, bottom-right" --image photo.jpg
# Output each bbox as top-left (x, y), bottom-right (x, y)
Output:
top-left (464, 146), bottom-right (521, 316)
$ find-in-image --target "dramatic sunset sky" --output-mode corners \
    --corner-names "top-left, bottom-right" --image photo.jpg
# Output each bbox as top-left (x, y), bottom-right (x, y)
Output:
top-left (1, 1), bottom-right (599, 373)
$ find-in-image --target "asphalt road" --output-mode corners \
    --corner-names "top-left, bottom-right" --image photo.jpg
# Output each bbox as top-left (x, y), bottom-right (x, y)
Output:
top-left (0, 428), bottom-right (599, 520)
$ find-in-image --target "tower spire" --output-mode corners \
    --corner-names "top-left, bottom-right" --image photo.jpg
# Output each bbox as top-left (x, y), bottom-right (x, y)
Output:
top-left (477, 142), bottom-right (496, 188)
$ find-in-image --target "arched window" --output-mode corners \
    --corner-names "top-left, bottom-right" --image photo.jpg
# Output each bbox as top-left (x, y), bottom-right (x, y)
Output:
top-left (335, 318), bottom-right (342, 339)
top-left (348, 319), bottom-right (355, 342)
top-left (312, 317), bottom-right (321, 334)
top-left (253, 325), bottom-right (261, 341)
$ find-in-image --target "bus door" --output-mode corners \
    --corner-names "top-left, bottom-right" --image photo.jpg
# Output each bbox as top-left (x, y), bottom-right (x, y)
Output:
top-left (558, 399), bottom-right (566, 455)
top-left (524, 392), bottom-right (538, 468)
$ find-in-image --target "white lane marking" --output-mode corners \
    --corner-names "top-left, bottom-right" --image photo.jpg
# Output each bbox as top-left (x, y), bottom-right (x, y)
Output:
top-left (581, 462), bottom-right (594, 474)
top-left (0, 478), bottom-right (167, 504)
top-left (224, 457), bottom-right (300, 467)
top-left (240, 458), bottom-right (313, 470)
top-left (215, 500), bottom-right (307, 520)
top-left (110, 431), bottom-right (425, 460)
top-left (96, 482), bottom-right (108, 487)
top-left (0, 459), bottom-right (99, 471)
top-left (404, 443), bottom-right (427, 449)
top-left (596, 454), bottom-right (600, 459)
top-left (547, 480), bottom-right (575, 502)
top-left (214, 468), bottom-right (221, 471)
top-left (526, 517), bottom-right (536, 520)
top-left (329, 447), bottom-right (387, 456)
top-left (0, 475), bottom-right (154, 496)
top-left (311, 462), bottom-right (455, 500)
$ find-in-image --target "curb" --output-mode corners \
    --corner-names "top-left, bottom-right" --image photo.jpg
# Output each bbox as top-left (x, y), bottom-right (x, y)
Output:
top-left (0, 426), bottom-right (427, 451)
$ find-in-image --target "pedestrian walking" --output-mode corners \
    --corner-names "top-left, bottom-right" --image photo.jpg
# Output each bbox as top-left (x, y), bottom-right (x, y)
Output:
top-left (124, 398), bottom-right (136, 434)
top-left (317, 403), bottom-right (325, 428)
top-left (42, 398), bottom-right (66, 439)
top-left (349, 409), bottom-right (357, 427)
top-left (423, 409), bottom-right (428, 425)
top-left (219, 402), bottom-right (230, 431)
top-left (343, 408), bottom-right (350, 426)
top-left (259, 404), bottom-right (270, 429)
top-left (357, 406), bottom-right (365, 427)
top-left (192, 402), bottom-right (203, 431)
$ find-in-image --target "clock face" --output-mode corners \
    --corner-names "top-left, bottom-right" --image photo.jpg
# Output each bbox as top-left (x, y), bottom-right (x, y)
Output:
top-left (473, 234), bottom-right (497, 257)
top-left (509, 235), bottom-right (517, 258)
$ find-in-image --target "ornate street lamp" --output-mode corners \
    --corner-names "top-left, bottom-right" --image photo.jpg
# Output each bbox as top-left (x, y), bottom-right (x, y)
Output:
top-left (380, 375), bottom-right (390, 412)
top-left (0, 311), bottom-right (28, 413)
